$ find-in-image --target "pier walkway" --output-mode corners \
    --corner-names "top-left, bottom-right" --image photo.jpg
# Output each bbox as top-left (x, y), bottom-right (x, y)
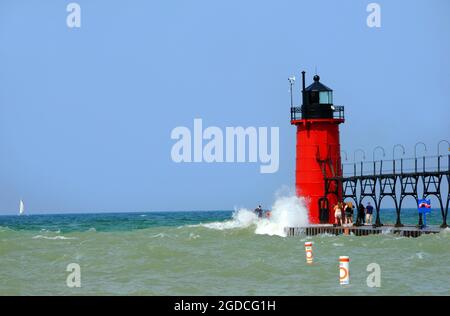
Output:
top-left (285, 224), bottom-right (445, 238)
top-left (320, 153), bottom-right (449, 228)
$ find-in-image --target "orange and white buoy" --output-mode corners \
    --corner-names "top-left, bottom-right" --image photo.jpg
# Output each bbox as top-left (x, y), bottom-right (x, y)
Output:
top-left (339, 256), bottom-right (350, 285)
top-left (304, 242), bottom-right (313, 264)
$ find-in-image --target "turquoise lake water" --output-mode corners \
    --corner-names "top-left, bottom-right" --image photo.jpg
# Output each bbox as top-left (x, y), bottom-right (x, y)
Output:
top-left (0, 209), bottom-right (449, 295)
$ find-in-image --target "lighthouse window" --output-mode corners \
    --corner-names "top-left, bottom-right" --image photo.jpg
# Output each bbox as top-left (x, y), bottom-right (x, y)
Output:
top-left (319, 91), bottom-right (332, 104)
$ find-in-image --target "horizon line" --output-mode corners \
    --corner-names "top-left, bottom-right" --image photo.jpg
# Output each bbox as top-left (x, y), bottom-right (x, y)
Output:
top-left (0, 209), bottom-right (236, 216)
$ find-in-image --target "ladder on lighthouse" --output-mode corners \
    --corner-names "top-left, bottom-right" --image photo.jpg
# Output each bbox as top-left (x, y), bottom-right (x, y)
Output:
top-left (316, 145), bottom-right (341, 223)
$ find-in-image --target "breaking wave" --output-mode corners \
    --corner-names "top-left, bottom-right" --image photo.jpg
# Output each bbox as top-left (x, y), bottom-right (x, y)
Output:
top-left (199, 193), bottom-right (309, 237)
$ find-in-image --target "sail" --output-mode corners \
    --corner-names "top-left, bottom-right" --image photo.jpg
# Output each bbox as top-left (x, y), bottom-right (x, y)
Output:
top-left (19, 200), bottom-right (24, 215)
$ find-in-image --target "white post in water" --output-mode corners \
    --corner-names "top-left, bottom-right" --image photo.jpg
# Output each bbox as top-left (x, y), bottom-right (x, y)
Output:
top-left (339, 256), bottom-right (350, 285)
top-left (304, 242), bottom-right (313, 264)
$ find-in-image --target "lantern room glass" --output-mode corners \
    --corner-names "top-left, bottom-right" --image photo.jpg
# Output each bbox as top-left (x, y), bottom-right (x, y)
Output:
top-left (319, 91), bottom-right (333, 104)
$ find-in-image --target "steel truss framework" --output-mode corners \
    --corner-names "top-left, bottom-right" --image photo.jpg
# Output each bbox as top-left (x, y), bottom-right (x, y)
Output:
top-left (323, 156), bottom-right (450, 228)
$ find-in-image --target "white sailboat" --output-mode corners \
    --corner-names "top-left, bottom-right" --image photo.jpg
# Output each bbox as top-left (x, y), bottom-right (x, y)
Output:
top-left (19, 199), bottom-right (24, 216)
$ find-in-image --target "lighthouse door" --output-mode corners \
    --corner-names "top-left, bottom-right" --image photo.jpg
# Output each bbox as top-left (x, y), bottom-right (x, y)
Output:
top-left (318, 198), bottom-right (329, 224)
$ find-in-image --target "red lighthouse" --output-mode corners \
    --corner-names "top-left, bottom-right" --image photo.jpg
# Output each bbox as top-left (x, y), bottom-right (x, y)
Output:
top-left (290, 71), bottom-right (345, 224)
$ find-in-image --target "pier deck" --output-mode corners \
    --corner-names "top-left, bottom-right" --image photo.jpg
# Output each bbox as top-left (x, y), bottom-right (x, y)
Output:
top-left (285, 224), bottom-right (445, 238)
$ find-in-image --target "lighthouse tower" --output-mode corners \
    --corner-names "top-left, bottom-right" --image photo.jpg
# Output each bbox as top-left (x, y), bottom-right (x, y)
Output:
top-left (290, 71), bottom-right (345, 224)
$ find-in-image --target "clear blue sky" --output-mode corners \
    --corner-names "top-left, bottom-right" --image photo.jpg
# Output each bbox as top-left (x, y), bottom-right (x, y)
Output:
top-left (0, 0), bottom-right (449, 214)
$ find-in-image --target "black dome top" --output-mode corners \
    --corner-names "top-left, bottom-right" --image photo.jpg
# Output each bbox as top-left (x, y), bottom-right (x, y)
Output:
top-left (305, 75), bottom-right (332, 92)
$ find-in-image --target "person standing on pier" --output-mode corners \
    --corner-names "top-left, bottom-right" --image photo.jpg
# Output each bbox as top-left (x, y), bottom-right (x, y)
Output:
top-left (365, 202), bottom-right (374, 225)
top-left (345, 202), bottom-right (354, 225)
top-left (356, 203), bottom-right (365, 226)
top-left (334, 202), bottom-right (343, 226)
top-left (254, 205), bottom-right (263, 219)
top-left (341, 202), bottom-right (347, 224)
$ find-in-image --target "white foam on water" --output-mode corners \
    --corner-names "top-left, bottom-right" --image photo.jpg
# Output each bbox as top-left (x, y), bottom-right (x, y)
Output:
top-left (381, 227), bottom-right (394, 235)
top-left (40, 229), bottom-right (61, 234)
top-left (441, 227), bottom-right (450, 235)
top-left (200, 208), bottom-right (258, 230)
top-left (32, 235), bottom-right (77, 240)
top-left (151, 233), bottom-right (166, 238)
top-left (318, 232), bottom-right (336, 238)
top-left (199, 192), bottom-right (309, 237)
top-left (189, 232), bottom-right (200, 240)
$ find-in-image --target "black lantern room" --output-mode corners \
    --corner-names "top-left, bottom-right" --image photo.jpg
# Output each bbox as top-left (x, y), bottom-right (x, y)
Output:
top-left (301, 72), bottom-right (334, 119)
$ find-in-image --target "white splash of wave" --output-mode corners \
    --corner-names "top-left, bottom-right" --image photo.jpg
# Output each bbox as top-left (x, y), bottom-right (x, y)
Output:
top-left (201, 208), bottom-right (258, 230)
top-left (255, 195), bottom-right (309, 237)
top-left (199, 191), bottom-right (309, 237)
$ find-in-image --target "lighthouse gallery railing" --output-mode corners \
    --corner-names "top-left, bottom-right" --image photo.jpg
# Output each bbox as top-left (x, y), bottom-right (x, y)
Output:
top-left (290, 106), bottom-right (345, 121)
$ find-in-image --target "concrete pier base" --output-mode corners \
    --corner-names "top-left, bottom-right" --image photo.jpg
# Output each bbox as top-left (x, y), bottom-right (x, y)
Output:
top-left (285, 224), bottom-right (444, 238)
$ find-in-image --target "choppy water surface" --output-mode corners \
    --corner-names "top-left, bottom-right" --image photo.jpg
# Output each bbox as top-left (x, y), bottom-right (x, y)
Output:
top-left (0, 209), bottom-right (449, 295)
